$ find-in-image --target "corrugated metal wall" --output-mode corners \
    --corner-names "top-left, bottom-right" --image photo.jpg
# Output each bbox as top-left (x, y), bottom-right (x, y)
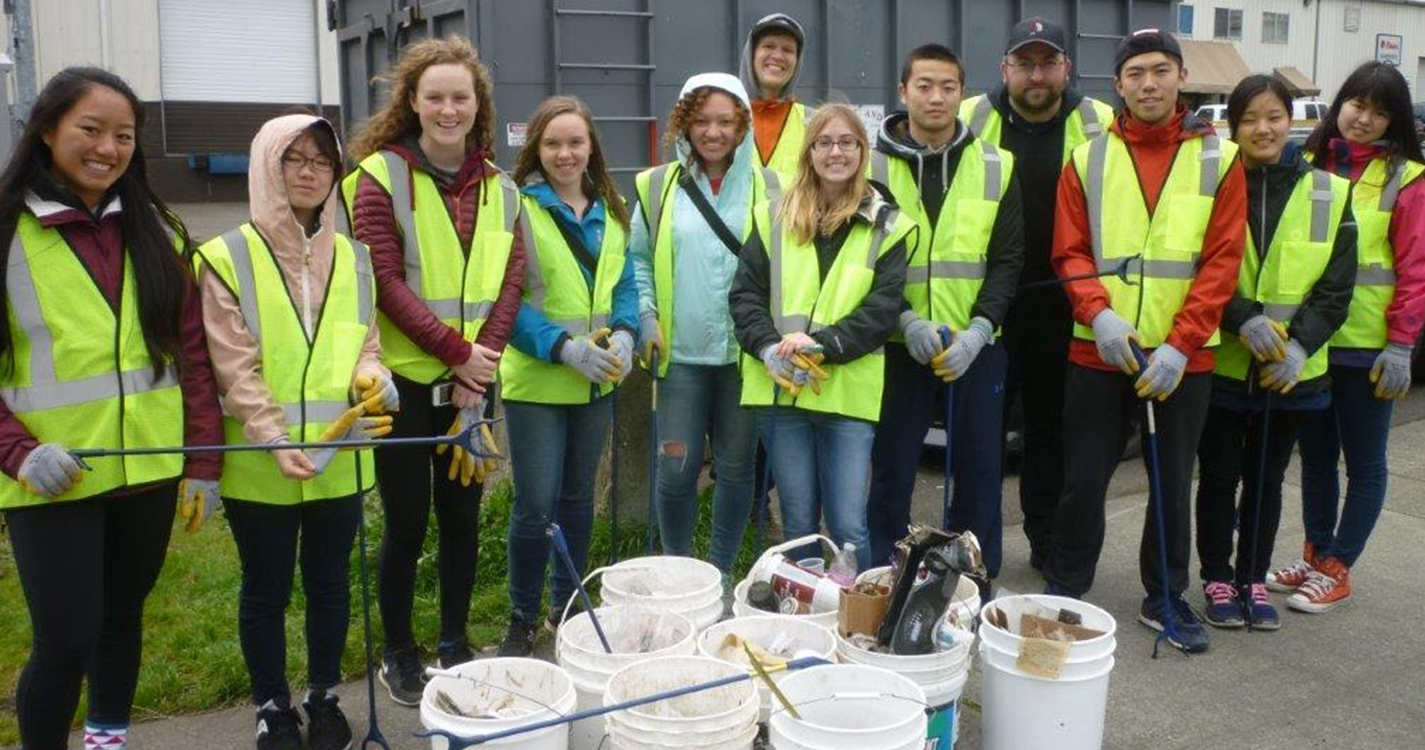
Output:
top-left (334, 0), bottom-right (1173, 184)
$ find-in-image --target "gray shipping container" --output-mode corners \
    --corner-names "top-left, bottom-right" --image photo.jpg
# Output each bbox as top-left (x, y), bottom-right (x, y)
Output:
top-left (332, 0), bottom-right (1173, 186)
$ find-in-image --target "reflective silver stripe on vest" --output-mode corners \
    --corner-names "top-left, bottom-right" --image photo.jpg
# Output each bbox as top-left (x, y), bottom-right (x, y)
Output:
top-left (426, 298), bottom-right (495, 321)
top-left (905, 260), bottom-right (987, 282)
top-left (981, 141), bottom-right (1003, 200)
top-left (1357, 263), bottom-right (1397, 286)
top-left (2, 367), bottom-right (178, 413)
top-left (870, 151), bottom-right (889, 187)
top-left (495, 172), bottom-right (520, 234)
top-left (1084, 135), bottom-right (1200, 281)
top-left (518, 209), bottom-right (549, 320)
top-left (1379, 159), bottom-right (1408, 211)
top-left (547, 315), bottom-right (610, 337)
top-left (377, 150), bottom-right (422, 294)
top-left (281, 400), bottom-right (350, 426)
top-left (6, 233), bottom-right (54, 385)
top-left (1077, 99), bottom-right (1105, 138)
top-left (350, 238), bottom-right (375, 326)
top-left (1264, 302), bottom-right (1300, 321)
top-left (1198, 135), bottom-right (1222, 197)
top-left (646, 163), bottom-right (676, 249)
top-left (222, 228), bottom-right (264, 345)
top-left (969, 97), bottom-right (994, 138)
top-left (762, 169), bottom-right (783, 208)
top-left (1309, 170), bottom-right (1334, 245)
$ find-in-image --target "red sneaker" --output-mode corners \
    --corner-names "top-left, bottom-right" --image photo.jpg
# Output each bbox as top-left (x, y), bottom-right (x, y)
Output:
top-left (1266, 541), bottom-right (1317, 593)
top-left (1287, 557), bottom-right (1352, 613)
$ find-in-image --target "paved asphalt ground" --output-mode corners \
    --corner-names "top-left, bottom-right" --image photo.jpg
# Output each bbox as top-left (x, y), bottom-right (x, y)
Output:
top-left (42, 203), bottom-right (1423, 749)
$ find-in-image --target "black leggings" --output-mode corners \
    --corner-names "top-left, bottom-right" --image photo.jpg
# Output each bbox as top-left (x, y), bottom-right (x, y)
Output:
top-left (4, 484), bottom-right (176, 750)
top-left (375, 374), bottom-right (483, 651)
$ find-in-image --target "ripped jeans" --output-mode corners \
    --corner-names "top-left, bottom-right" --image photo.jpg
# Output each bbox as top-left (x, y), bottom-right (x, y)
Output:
top-left (654, 363), bottom-right (758, 574)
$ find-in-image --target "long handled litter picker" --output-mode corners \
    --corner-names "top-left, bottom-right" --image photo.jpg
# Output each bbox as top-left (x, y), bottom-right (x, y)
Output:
top-left (755, 381), bottom-right (780, 555)
top-left (547, 523), bottom-right (612, 653)
top-left (646, 350), bottom-right (660, 554)
top-left (1244, 387), bottom-right (1274, 633)
top-left (351, 452), bottom-right (391, 750)
top-left (416, 655), bottom-right (833, 749)
top-left (938, 327), bottom-right (956, 531)
top-left (1017, 254), bottom-right (1141, 292)
top-left (1130, 343), bottom-right (1189, 658)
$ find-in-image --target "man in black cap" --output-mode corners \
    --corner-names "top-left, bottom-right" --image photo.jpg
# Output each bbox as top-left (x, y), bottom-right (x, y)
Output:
top-left (738, 12), bottom-right (813, 182)
top-left (1045, 28), bottom-right (1245, 653)
top-left (958, 17), bottom-right (1116, 575)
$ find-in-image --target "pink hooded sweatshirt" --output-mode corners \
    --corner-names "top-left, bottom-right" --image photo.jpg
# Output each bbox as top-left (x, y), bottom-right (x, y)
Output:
top-left (199, 114), bottom-right (385, 445)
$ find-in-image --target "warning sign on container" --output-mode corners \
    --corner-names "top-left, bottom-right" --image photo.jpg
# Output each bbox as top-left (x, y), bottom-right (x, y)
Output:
top-left (507, 122), bottom-right (528, 147)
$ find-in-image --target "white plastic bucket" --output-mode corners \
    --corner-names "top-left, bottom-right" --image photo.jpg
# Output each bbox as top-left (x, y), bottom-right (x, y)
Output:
top-left (730, 580), bottom-right (840, 629)
top-left (834, 625), bottom-right (972, 749)
top-left (856, 565), bottom-right (982, 631)
top-left (696, 615), bottom-right (839, 722)
top-left (602, 656), bottom-right (759, 750)
top-left (596, 557), bottom-right (725, 632)
top-left (767, 664), bottom-right (927, 750)
top-left (978, 594), bottom-right (1117, 660)
top-left (419, 658), bottom-right (577, 750)
top-left (556, 606), bottom-right (696, 750)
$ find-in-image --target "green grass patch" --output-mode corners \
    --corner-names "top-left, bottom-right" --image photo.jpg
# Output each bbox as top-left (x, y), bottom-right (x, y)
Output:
top-left (0, 481), bottom-right (759, 743)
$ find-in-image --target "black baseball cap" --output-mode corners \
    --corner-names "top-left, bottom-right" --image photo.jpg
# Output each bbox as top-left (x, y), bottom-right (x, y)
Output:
top-left (1006, 16), bottom-right (1067, 55)
top-left (1114, 28), bottom-right (1183, 74)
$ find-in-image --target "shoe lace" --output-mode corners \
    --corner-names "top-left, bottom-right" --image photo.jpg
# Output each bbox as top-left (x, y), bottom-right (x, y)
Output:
top-left (1298, 569), bottom-right (1337, 599)
top-left (1170, 596), bottom-right (1202, 626)
top-left (1248, 583), bottom-right (1270, 605)
top-left (1276, 557), bottom-right (1312, 578)
top-left (1204, 581), bottom-right (1237, 605)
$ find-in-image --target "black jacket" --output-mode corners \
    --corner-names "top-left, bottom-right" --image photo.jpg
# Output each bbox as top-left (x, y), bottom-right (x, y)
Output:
top-left (872, 112), bottom-right (1024, 328)
top-left (730, 190), bottom-right (912, 365)
top-left (1216, 147), bottom-right (1358, 398)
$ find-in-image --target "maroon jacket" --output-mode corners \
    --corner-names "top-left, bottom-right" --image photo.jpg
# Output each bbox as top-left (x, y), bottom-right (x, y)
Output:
top-left (0, 193), bottom-right (224, 481)
top-left (348, 142), bottom-right (526, 372)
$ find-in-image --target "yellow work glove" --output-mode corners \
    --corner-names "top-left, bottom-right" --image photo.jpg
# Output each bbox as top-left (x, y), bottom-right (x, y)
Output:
top-left (790, 351), bottom-right (829, 395)
top-left (176, 478), bottom-right (221, 533)
top-left (436, 404), bottom-right (500, 487)
top-left (352, 370), bottom-right (399, 414)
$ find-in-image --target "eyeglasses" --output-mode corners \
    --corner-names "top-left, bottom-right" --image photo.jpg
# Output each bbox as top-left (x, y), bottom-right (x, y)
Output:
top-left (811, 137), bottom-right (861, 154)
top-left (1006, 58), bottom-right (1066, 75)
top-left (281, 153), bottom-right (336, 173)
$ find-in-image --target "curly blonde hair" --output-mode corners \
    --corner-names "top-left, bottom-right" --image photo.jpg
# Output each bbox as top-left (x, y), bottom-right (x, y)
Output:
top-left (779, 104), bottom-right (872, 243)
top-left (512, 95), bottom-right (631, 232)
top-left (663, 87), bottom-right (749, 170)
top-left (347, 37), bottom-right (496, 162)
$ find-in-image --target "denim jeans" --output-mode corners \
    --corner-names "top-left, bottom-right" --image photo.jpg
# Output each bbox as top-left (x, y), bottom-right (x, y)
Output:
top-left (759, 407), bottom-right (875, 571)
top-left (1297, 364), bottom-right (1394, 567)
top-left (505, 397), bottom-right (613, 622)
top-left (654, 363), bottom-right (758, 574)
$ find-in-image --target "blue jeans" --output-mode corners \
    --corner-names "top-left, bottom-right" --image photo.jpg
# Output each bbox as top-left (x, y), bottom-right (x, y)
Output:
top-left (759, 407), bottom-right (875, 571)
top-left (868, 342), bottom-right (1006, 575)
top-left (504, 397), bottom-right (613, 622)
top-left (1297, 364), bottom-right (1394, 567)
top-left (654, 363), bottom-right (757, 574)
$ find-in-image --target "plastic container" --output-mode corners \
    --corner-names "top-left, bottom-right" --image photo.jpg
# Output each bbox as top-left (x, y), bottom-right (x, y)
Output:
top-left (556, 606), bottom-right (697, 750)
top-left (697, 615), bottom-right (839, 722)
top-left (857, 565), bottom-right (982, 632)
top-left (834, 626), bottom-right (972, 749)
top-left (596, 557), bottom-right (724, 632)
top-left (419, 658), bottom-right (577, 750)
top-left (732, 579), bottom-right (839, 629)
top-left (746, 534), bottom-right (846, 613)
top-left (767, 664), bottom-right (927, 750)
top-left (603, 656), bottom-right (759, 750)
top-left (978, 594), bottom-right (1117, 660)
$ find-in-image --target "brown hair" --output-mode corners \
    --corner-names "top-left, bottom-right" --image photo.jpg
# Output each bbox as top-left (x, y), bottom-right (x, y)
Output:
top-left (663, 87), bottom-right (749, 169)
top-left (779, 104), bottom-right (873, 243)
top-left (512, 95), bottom-right (630, 232)
top-left (346, 37), bottom-right (496, 162)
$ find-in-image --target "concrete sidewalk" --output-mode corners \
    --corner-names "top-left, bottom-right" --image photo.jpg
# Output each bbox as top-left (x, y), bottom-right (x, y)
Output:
top-left (58, 403), bottom-right (1425, 749)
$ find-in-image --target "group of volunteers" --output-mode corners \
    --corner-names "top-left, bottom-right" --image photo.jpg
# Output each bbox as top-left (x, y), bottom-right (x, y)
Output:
top-left (0, 7), bottom-right (1420, 750)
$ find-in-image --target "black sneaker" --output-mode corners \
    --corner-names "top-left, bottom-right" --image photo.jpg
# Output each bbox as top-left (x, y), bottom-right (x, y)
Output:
top-left (379, 646), bottom-right (427, 706)
top-left (546, 599), bottom-right (584, 634)
top-left (255, 700), bottom-right (303, 750)
top-left (302, 691), bottom-right (353, 750)
top-left (1138, 594), bottom-right (1211, 654)
top-left (498, 615), bottom-right (538, 657)
top-left (437, 639), bottom-right (476, 669)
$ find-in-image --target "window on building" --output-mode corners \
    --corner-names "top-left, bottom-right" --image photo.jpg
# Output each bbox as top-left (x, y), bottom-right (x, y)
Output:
top-left (1178, 4), bottom-right (1195, 36)
top-left (1214, 7), bottom-right (1243, 40)
top-left (1263, 11), bottom-right (1290, 44)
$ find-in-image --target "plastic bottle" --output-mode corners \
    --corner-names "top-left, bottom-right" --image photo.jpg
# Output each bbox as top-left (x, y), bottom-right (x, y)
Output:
top-left (827, 542), bottom-right (859, 588)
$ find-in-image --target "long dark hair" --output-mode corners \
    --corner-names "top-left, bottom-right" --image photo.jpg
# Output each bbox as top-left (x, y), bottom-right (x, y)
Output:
top-left (1306, 61), bottom-right (1424, 166)
top-left (0, 67), bottom-right (190, 380)
top-left (1226, 74), bottom-right (1293, 137)
top-left (512, 95), bottom-right (631, 232)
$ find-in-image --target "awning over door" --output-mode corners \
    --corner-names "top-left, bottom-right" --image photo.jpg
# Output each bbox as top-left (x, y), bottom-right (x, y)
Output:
top-left (1274, 66), bottom-right (1321, 97)
top-left (1177, 39), bottom-right (1251, 95)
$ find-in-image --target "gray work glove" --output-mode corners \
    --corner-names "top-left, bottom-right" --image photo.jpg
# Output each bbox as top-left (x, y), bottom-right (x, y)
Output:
top-left (177, 478), bottom-right (222, 533)
top-left (1238, 314), bottom-right (1288, 363)
top-left (1259, 339), bottom-right (1307, 394)
top-left (760, 344), bottom-right (797, 389)
top-left (932, 317), bottom-right (992, 382)
top-left (902, 315), bottom-right (945, 365)
top-left (609, 330), bottom-right (636, 381)
top-left (1370, 343), bottom-right (1413, 399)
top-left (1091, 308), bottom-right (1142, 375)
top-left (18, 443), bottom-right (83, 499)
top-left (1134, 344), bottom-right (1187, 401)
top-left (561, 336), bottom-right (621, 384)
top-left (352, 369), bottom-right (399, 413)
top-left (639, 314), bottom-right (665, 368)
top-left (310, 414), bottom-right (393, 474)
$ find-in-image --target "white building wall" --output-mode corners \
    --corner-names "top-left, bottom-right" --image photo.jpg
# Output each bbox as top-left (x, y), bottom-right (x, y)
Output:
top-left (1315, 0), bottom-right (1425, 99)
top-left (1176, 0), bottom-right (1318, 82)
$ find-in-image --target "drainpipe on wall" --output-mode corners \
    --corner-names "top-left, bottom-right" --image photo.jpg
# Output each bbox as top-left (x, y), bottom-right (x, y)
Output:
top-left (8, 0), bottom-right (36, 128)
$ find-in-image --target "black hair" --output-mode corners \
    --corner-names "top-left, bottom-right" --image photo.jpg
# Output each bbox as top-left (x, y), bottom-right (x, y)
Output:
top-left (291, 120), bottom-right (342, 168)
top-left (900, 44), bottom-right (964, 86)
top-left (1226, 74), bottom-right (1294, 136)
top-left (0, 66), bottom-right (190, 380)
top-left (1307, 61), bottom-right (1424, 166)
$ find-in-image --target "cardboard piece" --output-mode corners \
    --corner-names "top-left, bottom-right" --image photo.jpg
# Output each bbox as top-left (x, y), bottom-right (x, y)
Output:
top-left (838, 583), bottom-right (891, 638)
top-left (1016, 636), bottom-right (1071, 679)
top-left (1019, 612), bottom-right (1106, 643)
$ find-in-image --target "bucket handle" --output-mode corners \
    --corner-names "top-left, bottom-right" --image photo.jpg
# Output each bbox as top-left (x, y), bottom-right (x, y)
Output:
top-left (768, 691), bottom-right (932, 720)
top-left (557, 561), bottom-right (660, 629)
top-left (756, 534), bottom-right (838, 565)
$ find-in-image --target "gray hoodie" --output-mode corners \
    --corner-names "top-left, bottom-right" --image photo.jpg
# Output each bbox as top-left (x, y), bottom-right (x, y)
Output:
top-left (738, 13), bottom-right (807, 101)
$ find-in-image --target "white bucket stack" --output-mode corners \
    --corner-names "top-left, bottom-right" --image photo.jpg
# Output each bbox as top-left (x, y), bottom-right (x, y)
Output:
top-left (978, 594), bottom-right (1118, 750)
top-left (599, 556), bottom-right (724, 632)
top-left (602, 655), bottom-right (760, 750)
top-left (556, 605), bottom-right (696, 750)
top-left (419, 658), bottom-right (577, 750)
top-left (768, 664), bottom-right (928, 750)
top-left (696, 614), bottom-right (838, 721)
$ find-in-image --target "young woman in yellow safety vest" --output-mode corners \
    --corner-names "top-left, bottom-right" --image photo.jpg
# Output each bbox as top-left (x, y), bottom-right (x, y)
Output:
top-left (195, 114), bottom-right (395, 750)
top-left (1270, 61), bottom-right (1425, 614)
top-left (0, 67), bottom-right (224, 750)
top-left (495, 96), bottom-right (639, 656)
top-left (343, 37), bottom-right (527, 702)
top-left (731, 104), bottom-right (915, 572)
top-left (1192, 75), bottom-right (1356, 632)
top-left (629, 73), bottom-right (781, 584)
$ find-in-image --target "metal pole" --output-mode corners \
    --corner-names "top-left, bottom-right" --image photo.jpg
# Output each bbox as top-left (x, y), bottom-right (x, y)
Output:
top-left (9, 0), bottom-right (36, 125)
